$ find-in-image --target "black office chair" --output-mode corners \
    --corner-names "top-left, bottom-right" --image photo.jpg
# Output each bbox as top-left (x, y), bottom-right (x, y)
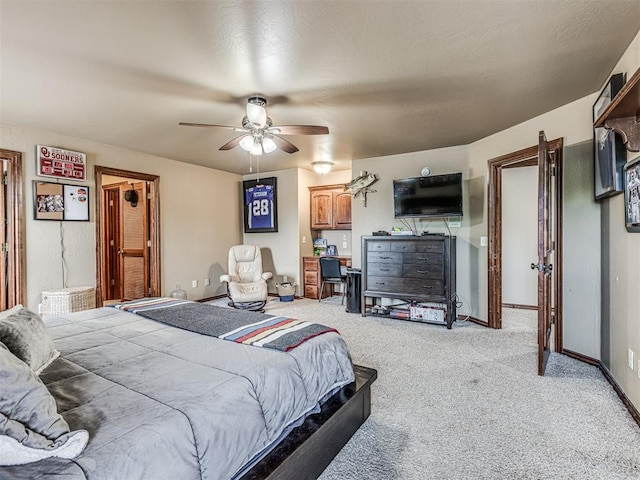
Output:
top-left (319, 257), bottom-right (347, 304)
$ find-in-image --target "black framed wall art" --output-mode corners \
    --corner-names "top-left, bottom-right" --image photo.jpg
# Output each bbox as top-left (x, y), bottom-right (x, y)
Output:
top-left (623, 156), bottom-right (640, 233)
top-left (593, 72), bottom-right (626, 200)
top-left (33, 181), bottom-right (90, 221)
top-left (243, 177), bottom-right (278, 233)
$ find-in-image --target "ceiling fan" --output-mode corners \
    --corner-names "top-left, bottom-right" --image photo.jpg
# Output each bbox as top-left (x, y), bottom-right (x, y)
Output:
top-left (179, 96), bottom-right (329, 155)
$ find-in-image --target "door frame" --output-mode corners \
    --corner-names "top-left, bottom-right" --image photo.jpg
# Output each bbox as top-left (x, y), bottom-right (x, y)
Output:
top-left (487, 138), bottom-right (564, 352)
top-left (0, 149), bottom-right (25, 308)
top-left (95, 166), bottom-right (160, 306)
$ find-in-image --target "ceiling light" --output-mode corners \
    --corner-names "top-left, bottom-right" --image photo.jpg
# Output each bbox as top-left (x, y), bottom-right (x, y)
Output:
top-left (312, 160), bottom-right (333, 174)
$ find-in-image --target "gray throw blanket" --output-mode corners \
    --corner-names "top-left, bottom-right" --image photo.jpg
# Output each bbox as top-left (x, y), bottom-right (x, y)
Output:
top-left (113, 298), bottom-right (338, 352)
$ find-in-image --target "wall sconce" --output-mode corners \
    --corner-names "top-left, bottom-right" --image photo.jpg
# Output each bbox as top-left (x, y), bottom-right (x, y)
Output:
top-left (312, 160), bottom-right (334, 175)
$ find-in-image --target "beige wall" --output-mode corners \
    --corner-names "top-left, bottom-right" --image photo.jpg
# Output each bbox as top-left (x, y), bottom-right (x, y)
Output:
top-left (601, 31), bottom-right (640, 410)
top-left (1, 123), bottom-right (242, 309)
top-left (241, 168), bottom-right (301, 294)
top-left (351, 146), bottom-right (473, 311)
top-left (240, 167), bottom-right (352, 296)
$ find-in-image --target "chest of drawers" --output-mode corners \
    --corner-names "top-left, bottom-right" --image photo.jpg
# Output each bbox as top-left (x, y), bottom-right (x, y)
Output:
top-left (361, 235), bottom-right (456, 328)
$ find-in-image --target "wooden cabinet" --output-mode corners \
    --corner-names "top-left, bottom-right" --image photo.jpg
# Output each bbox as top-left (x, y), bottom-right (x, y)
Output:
top-left (303, 256), bottom-right (352, 299)
top-left (310, 185), bottom-right (351, 230)
top-left (594, 66), bottom-right (640, 152)
top-left (361, 235), bottom-right (457, 328)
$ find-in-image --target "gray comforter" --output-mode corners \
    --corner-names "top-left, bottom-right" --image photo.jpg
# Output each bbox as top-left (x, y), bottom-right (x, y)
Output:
top-left (0, 306), bottom-right (354, 480)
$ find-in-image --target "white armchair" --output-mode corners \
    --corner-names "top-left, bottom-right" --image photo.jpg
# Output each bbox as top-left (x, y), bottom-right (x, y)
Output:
top-left (219, 245), bottom-right (273, 311)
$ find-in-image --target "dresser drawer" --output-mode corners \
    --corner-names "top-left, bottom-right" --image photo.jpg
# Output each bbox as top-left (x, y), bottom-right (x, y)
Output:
top-left (390, 241), bottom-right (416, 253)
top-left (415, 241), bottom-right (445, 254)
top-left (367, 251), bottom-right (402, 263)
top-left (402, 252), bottom-right (444, 265)
top-left (403, 263), bottom-right (444, 279)
top-left (366, 276), bottom-right (444, 296)
top-left (304, 285), bottom-right (319, 299)
top-left (401, 278), bottom-right (444, 296)
top-left (367, 262), bottom-right (403, 277)
top-left (367, 241), bottom-right (391, 252)
top-left (304, 271), bottom-right (319, 286)
top-left (303, 258), bottom-right (319, 271)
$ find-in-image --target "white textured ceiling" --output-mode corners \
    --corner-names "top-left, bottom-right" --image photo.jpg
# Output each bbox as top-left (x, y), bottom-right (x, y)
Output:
top-left (1, 1), bottom-right (639, 175)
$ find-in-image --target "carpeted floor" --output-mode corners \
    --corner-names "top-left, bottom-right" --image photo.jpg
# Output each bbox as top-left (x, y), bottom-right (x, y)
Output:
top-left (211, 296), bottom-right (640, 479)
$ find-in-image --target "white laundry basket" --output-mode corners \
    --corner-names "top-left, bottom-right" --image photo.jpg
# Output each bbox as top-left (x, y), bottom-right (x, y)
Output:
top-left (41, 286), bottom-right (96, 315)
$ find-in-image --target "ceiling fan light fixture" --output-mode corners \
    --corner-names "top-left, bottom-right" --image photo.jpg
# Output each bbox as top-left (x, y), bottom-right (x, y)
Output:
top-left (262, 137), bottom-right (277, 153)
top-left (239, 135), bottom-right (255, 152)
top-left (249, 141), bottom-right (264, 156)
top-left (312, 160), bottom-right (333, 175)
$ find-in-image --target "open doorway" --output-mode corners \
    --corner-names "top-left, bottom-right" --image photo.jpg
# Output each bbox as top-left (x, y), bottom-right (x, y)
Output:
top-left (95, 166), bottom-right (160, 306)
top-left (0, 149), bottom-right (25, 310)
top-left (487, 138), bottom-right (564, 354)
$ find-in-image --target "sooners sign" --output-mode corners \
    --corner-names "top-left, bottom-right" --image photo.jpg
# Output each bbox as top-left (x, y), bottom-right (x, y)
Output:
top-left (36, 145), bottom-right (86, 181)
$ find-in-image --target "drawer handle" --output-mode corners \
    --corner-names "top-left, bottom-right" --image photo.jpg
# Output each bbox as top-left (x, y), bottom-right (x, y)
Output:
top-left (375, 282), bottom-right (386, 285)
top-left (379, 256), bottom-right (393, 259)
top-left (421, 285), bottom-right (433, 289)
top-left (379, 268), bottom-right (390, 272)
top-left (416, 270), bottom-right (428, 274)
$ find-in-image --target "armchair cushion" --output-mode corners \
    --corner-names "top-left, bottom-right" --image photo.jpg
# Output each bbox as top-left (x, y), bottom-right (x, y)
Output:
top-left (222, 245), bottom-right (272, 305)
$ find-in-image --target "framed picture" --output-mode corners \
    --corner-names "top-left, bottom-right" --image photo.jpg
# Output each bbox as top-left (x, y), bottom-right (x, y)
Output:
top-left (593, 73), bottom-right (626, 200)
top-left (326, 245), bottom-right (337, 256)
top-left (623, 156), bottom-right (640, 233)
top-left (33, 181), bottom-right (90, 221)
top-left (243, 177), bottom-right (278, 233)
top-left (36, 145), bottom-right (87, 181)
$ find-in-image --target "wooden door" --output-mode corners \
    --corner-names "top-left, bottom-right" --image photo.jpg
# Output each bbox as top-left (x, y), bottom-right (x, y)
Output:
top-left (118, 182), bottom-right (149, 300)
top-left (0, 161), bottom-right (6, 310)
top-left (535, 131), bottom-right (554, 376)
top-left (333, 190), bottom-right (352, 229)
top-left (101, 186), bottom-right (121, 300)
top-left (0, 150), bottom-right (24, 310)
top-left (311, 190), bottom-right (333, 229)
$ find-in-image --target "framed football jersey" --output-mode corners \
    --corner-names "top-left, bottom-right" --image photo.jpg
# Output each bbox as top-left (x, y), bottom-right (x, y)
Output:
top-left (243, 177), bottom-right (278, 233)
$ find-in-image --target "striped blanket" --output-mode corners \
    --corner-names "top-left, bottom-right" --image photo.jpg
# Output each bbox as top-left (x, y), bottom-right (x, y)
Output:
top-left (111, 297), bottom-right (339, 352)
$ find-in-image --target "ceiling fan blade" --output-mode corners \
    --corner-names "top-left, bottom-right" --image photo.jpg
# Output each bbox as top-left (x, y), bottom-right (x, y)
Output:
top-left (179, 122), bottom-right (246, 132)
top-left (269, 135), bottom-right (299, 154)
top-left (219, 136), bottom-right (244, 151)
top-left (270, 125), bottom-right (329, 135)
top-left (246, 102), bottom-right (267, 128)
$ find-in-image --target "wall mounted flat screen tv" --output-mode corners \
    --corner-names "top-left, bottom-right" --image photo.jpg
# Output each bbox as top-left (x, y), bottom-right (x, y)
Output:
top-left (393, 173), bottom-right (463, 218)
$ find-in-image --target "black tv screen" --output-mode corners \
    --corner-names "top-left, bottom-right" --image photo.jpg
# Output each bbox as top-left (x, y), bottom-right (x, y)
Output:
top-left (393, 173), bottom-right (463, 218)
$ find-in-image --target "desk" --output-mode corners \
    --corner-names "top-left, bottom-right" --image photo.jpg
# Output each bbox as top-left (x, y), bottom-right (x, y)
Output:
top-left (303, 256), bottom-right (352, 299)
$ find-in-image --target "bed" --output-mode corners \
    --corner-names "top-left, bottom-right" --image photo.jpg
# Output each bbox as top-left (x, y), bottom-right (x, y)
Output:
top-left (0, 299), bottom-right (376, 480)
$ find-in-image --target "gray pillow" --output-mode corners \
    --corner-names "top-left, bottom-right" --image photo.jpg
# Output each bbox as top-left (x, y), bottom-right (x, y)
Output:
top-left (0, 341), bottom-right (88, 465)
top-left (0, 305), bottom-right (59, 374)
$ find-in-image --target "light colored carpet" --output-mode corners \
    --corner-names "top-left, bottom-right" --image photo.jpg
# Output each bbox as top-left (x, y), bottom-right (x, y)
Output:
top-left (211, 297), bottom-right (640, 479)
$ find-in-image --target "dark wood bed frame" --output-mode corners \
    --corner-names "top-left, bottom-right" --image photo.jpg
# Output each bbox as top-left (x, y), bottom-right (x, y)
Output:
top-left (240, 365), bottom-right (377, 480)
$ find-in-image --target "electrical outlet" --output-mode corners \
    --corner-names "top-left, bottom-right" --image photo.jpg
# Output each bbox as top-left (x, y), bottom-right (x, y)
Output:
top-left (637, 359), bottom-right (640, 379)
top-left (629, 349), bottom-right (635, 370)
top-left (204, 278), bottom-right (210, 286)
top-left (480, 236), bottom-right (488, 247)
top-left (192, 280), bottom-right (198, 288)
top-left (342, 241), bottom-right (347, 249)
